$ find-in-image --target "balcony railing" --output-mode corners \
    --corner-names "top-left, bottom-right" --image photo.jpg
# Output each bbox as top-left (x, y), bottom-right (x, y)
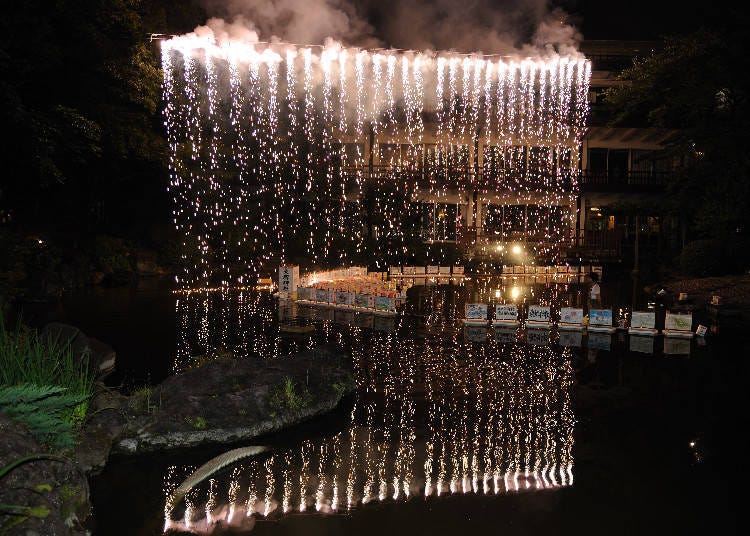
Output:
top-left (580, 170), bottom-right (669, 192)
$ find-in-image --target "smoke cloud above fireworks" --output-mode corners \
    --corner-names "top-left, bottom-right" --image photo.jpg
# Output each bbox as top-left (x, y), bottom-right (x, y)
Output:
top-left (197, 0), bottom-right (582, 55)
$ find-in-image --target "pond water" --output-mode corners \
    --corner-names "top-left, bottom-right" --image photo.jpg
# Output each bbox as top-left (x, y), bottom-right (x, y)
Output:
top-left (16, 270), bottom-right (745, 535)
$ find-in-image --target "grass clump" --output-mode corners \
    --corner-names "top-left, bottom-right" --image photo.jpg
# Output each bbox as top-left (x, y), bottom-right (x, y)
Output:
top-left (268, 376), bottom-right (313, 414)
top-left (0, 318), bottom-right (95, 451)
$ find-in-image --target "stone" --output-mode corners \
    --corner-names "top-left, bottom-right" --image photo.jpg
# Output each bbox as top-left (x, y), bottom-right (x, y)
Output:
top-left (112, 344), bottom-right (353, 455)
top-left (39, 322), bottom-right (116, 377)
top-left (0, 412), bottom-right (91, 535)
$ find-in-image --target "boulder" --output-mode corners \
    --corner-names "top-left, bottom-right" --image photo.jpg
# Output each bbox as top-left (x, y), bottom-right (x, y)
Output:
top-left (113, 344), bottom-right (353, 455)
top-left (40, 323), bottom-right (116, 377)
top-left (0, 412), bottom-right (91, 535)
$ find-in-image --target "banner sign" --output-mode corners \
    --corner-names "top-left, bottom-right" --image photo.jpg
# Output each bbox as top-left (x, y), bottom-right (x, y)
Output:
top-left (589, 309), bottom-right (613, 326)
top-left (527, 305), bottom-right (551, 323)
top-left (375, 296), bottom-right (395, 312)
top-left (665, 312), bottom-right (692, 331)
top-left (278, 265), bottom-right (299, 297)
top-left (465, 303), bottom-right (488, 320)
top-left (495, 304), bottom-right (519, 321)
top-left (630, 311), bottom-right (656, 330)
top-left (560, 307), bottom-right (583, 325)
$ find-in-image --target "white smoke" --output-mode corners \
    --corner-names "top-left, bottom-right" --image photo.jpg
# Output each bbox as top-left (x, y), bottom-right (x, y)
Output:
top-left (196, 0), bottom-right (582, 55)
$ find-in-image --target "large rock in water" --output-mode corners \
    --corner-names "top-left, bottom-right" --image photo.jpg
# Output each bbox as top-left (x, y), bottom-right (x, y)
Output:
top-left (40, 322), bottom-right (116, 377)
top-left (113, 344), bottom-right (353, 455)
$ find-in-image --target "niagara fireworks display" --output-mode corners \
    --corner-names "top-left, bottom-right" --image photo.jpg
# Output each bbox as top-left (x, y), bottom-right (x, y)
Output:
top-left (161, 34), bottom-right (591, 289)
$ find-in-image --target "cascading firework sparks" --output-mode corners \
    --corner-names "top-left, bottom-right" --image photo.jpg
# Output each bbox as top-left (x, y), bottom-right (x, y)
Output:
top-left (161, 36), bottom-right (591, 288)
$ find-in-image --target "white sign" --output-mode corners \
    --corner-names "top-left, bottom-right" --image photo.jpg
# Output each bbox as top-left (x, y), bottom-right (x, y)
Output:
top-left (560, 307), bottom-right (583, 325)
top-left (427, 265), bottom-right (439, 274)
top-left (630, 311), bottom-right (656, 330)
top-left (465, 303), bottom-right (488, 320)
top-left (495, 304), bottom-right (519, 321)
top-left (375, 296), bottom-right (395, 312)
top-left (278, 266), bottom-right (299, 297)
top-left (696, 324), bottom-right (708, 337)
top-left (439, 266), bottom-right (451, 274)
top-left (453, 265), bottom-right (464, 274)
top-left (527, 305), bottom-right (551, 323)
top-left (389, 266), bottom-right (401, 275)
top-left (354, 294), bottom-right (375, 309)
top-left (335, 291), bottom-right (352, 305)
top-left (665, 312), bottom-right (692, 332)
top-left (589, 309), bottom-right (613, 326)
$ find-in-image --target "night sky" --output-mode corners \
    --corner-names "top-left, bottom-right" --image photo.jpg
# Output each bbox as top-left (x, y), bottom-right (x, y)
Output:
top-left (560, 0), bottom-right (742, 40)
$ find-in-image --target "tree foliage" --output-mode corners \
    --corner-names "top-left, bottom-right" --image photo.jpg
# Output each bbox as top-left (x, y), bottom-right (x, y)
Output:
top-left (0, 0), bottom-right (205, 236)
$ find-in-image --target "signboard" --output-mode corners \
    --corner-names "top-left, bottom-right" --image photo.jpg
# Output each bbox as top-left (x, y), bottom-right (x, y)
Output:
top-left (414, 266), bottom-right (426, 275)
top-left (665, 312), bottom-right (692, 332)
top-left (589, 309), bottom-right (613, 327)
top-left (315, 289), bottom-right (331, 303)
top-left (465, 303), bottom-right (488, 320)
top-left (389, 266), bottom-right (401, 275)
top-left (439, 266), bottom-right (451, 274)
top-left (278, 265), bottom-right (299, 298)
top-left (335, 291), bottom-right (352, 306)
top-left (588, 332), bottom-right (611, 351)
top-left (403, 266), bottom-right (415, 275)
top-left (513, 265), bottom-right (525, 274)
top-left (696, 324), bottom-right (708, 337)
top-left (453, 265), bottom-right (464, 274)
top-left (592, 265), bottom-right (603, 280)
top-left (296, 286), bottom-right (312, 301)
top-left (560, 307), bottom-right (584, 325)
top-left (536, 265), bottom-right (547, 274)
top-left (375, 296), bottom-right (395, 312)
top-left (354, 294), bottom-right (375, 309)
top-left (527, 305), bottom-right (551, 323)
top-left (495, 304), bottom-right (519, 321)
top-left (559, 330), bottom-right (582, 347)
top-left (557, 265), bottom-right (568, 273)
top-left (427, 265), bottom-right (439, 274)
top-left (464, 326), bottom-right (488, 342)
top-left (630, 311), bottom-right (656, 330)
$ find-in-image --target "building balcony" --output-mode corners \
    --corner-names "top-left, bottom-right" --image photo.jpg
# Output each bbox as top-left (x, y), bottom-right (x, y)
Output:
top-left (580, 170), bottom-right (670, 193)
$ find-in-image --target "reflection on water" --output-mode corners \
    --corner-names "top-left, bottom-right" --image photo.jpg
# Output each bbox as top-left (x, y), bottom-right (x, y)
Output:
top-left (164, 283), bottom-right (578, 534)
